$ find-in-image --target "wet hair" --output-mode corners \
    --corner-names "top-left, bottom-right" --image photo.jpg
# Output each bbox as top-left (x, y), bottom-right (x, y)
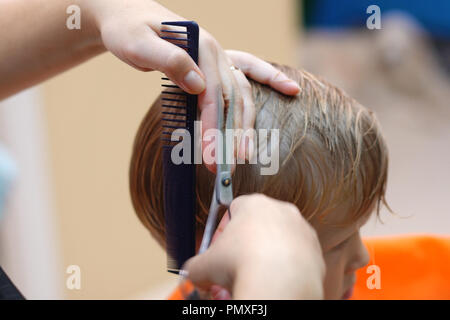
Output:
top-left (129, 63), bottom-right (391, 248)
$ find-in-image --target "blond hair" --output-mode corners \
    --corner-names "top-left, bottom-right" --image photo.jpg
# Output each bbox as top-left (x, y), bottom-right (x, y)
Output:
top-left (129, 63), bottom-right (391, 247)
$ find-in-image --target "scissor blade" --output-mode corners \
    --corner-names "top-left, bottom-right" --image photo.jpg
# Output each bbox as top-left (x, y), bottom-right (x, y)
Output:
top-left (216, 89), bottom-right (234, 207)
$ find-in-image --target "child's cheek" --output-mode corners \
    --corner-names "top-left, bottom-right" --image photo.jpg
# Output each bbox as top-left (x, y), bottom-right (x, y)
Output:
top-left (322, 250), bottom-right (347, 299)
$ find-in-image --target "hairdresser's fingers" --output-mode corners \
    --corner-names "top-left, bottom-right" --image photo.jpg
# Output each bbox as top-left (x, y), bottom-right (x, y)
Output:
top-left (197, 36), bottom-right (222, 172)
top-left (206, 212), bottom-right (233, 300)
top-left (226, 50), bottom-right (301, 95)
top-left (121, 31), bottom-right (206, 94)
top-left (101, 21), bottom-right (206, 94)
top-left (198, 33), bottom-right (237, 172)
top-left (219, 51), bottom-right (245, 161)
top-left (229, 68), bottom-right (256, 161)
top-left (92, 0), bottom-right (206, 93)
top-left (184, 210), bottom-right (233, 293)
top-left (183, 249), bottom-right (234, 292)
top-left (229, 193), bottom-right (271, 217)
top-left (229, 193), bottom-right (302, 223)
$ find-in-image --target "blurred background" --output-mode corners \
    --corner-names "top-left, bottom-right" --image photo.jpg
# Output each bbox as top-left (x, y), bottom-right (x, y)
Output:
top-left (0, 0), bottom-right (448, 299)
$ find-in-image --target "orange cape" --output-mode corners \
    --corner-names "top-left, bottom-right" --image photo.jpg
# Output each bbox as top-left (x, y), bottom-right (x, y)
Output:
top-left (168, 234), bottom-right (450, 300)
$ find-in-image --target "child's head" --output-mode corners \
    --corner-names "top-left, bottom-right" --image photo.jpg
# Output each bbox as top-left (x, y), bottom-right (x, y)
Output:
top-left (129, 63), bottom-right (390, 299)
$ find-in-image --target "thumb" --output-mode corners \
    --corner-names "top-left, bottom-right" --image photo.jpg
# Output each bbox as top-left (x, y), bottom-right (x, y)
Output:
top-left (183, 250), bottom-right (233, 292)
top-left (126, 33), bottom-right (206, 94)
top-left (183, 211), bottom-right (232, 292)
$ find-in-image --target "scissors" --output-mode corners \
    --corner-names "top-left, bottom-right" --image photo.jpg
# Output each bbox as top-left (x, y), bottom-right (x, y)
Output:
top-left (198, 87), bottom-right (234, 254)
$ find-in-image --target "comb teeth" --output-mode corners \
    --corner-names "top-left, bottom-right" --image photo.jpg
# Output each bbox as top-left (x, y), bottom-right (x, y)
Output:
top-left (160, 78), bottom-right (188, 147)
top-left (161, 104), bottom-right (187, 110)
top-left (162, 111), bottom-right (187, 116)
top-left (160, 29), bottom-right (188, 34)
top-left (162, 91), bottom-right (187, 96)
top-left (160, 36), bottom-right (189, 42)
top-left (162, 97), bottom-right (187, 103)
top-left (159, 21), bottom-right (198, 149)
top-left (160, 22), bottom-right (190, 51)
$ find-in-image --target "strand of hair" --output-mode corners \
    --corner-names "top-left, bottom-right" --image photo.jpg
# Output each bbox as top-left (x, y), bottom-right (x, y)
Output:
top-left (162, 124), bottom-right (187, 129)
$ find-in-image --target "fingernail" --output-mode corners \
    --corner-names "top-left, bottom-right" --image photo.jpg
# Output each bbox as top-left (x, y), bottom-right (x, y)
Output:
top-left (183, 70), bottom-right (205, 93)
top-left (215, 289), bottom-right (231, 300)
top-left (289, 81), bottom-right (301, 94)
top-left (274, 73), bottom-right (301, 94)
top-left (280, 80), bottom-right (300, 95)
top-left (179, 269), bottom-right (189, 278)
top-left (211, 286), bottom-right (231, 300)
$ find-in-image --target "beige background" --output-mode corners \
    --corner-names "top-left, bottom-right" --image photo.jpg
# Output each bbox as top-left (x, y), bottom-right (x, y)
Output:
top-left (41, 0), bottom-right (298, 299)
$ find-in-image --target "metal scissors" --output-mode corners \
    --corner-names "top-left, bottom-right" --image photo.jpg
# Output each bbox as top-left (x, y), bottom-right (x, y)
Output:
top-left (198, 88), bottom-right (234, 254)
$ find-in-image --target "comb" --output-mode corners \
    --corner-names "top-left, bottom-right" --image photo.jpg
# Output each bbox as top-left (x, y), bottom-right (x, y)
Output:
top-left (160, 21), bottom-right (199, 274)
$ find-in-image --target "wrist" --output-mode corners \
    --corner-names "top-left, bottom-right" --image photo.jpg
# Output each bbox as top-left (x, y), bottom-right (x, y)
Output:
top-left (76, 0), bottom-right (104, 51)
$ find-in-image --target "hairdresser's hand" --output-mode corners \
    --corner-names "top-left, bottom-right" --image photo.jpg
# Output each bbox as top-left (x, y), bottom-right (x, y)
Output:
top-left (82, 0), bottom-right (300, 167)
top-left (184, 194), bottom-right (326, 300)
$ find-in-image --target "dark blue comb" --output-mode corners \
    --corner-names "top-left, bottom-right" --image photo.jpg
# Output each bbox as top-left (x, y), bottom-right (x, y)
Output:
top-left (160, 21), bottom-right (199, 274)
